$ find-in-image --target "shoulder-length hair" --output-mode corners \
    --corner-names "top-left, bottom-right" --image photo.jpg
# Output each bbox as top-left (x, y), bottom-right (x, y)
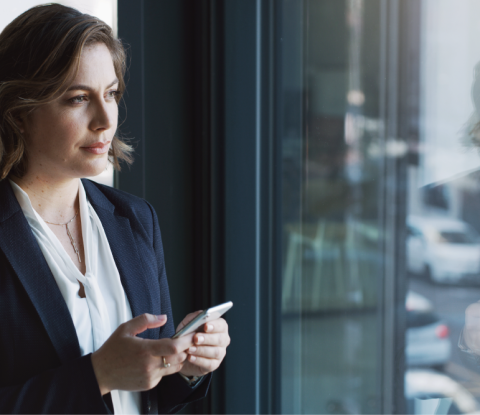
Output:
top-left (0, 3), bottom-right (133, 180)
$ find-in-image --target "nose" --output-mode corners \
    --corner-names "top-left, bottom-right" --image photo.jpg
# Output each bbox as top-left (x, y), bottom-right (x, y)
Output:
top-left (89, 98), bottom-right (117, 132)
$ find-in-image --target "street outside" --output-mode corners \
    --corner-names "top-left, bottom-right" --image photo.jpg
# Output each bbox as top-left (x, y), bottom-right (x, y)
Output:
top-left (408, 275), bottom-right (480, 402)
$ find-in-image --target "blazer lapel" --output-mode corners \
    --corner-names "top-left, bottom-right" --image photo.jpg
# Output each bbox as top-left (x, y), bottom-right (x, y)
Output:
top-left (82, 180), bottom-right (155, 340)
top-left (0, 180), bottom-right (81, 363)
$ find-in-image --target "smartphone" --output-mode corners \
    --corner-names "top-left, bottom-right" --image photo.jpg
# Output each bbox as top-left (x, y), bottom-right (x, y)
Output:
top-left (171, 301), bottom-right (233, 339)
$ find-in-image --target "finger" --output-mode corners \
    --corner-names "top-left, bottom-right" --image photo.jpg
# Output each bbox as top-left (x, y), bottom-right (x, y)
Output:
top-left (186, 355), bottom-right (218, 374)
top-left (203, 318), bottom-right (228, 334)
top-left (187, 346), bottom-right (225, 361)
top-left (194, 333), bottom-right (230, 347)
top-left (149, 333), bottom-right (195, 356)
top-left (176, 310), bottom-right (204, 332)
top-left (160, 351), bottom-right (188, 367)
top-left (124, 314), bottom-right (167, 336)
top-left (161, 362), bottom-right (184, 376)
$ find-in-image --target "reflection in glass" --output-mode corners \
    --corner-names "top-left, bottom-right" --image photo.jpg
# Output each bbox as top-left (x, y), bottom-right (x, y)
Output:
top-left (280, 0), bottom-right (383, 413)
top-left (280, 0), bottom-right (480, 413)
top-left (408, 1), bottom-right (480, 414)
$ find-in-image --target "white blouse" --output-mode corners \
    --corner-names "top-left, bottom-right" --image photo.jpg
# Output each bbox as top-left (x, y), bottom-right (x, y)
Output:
top-left (10, 179), bottom-right (141, 414)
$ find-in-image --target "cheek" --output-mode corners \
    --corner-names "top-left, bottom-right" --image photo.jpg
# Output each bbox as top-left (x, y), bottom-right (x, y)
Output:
top-left (28, 117), bottom-right (82, 154)
top-left (110, 106), bottom-right (119, 131)
top-left (67, 120), bottom-right (83, 139)
top-left (48, 120), bottom-right (80, 146)
top-left (49, 108), bottom-right (89, 144)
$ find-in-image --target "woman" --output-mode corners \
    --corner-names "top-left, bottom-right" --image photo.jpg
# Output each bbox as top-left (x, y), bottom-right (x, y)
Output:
top-left (0, 4), bottom-right (230, 414)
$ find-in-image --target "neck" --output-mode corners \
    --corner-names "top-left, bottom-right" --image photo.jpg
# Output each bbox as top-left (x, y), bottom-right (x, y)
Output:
top-left (10, 172), bottom-right (80, 223)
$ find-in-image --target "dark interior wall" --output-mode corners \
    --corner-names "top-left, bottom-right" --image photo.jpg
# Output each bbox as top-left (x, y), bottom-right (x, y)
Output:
top-left (143, 0), bottom-right (194, 323)
top-left (117, 0), bottom-right (194, 323)
top-left (117, 2), bottom-right (220, 412)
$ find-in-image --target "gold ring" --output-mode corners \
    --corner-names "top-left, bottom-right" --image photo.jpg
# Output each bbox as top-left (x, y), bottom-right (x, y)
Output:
top-left (163, 357), bottom-right (171, 368)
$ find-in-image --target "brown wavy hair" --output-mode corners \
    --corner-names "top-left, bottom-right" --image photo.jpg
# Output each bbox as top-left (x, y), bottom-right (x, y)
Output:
top-left (0, 3), bottom-right (133, 180)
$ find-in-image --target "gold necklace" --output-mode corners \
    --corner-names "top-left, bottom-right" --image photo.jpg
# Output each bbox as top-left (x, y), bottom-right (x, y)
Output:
top-left (44, 212), bottom-right (81, 263)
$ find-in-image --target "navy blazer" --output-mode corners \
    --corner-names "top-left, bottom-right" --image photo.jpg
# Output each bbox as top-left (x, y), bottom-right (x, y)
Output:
top-left (0, 178), bottom-right (210, 414)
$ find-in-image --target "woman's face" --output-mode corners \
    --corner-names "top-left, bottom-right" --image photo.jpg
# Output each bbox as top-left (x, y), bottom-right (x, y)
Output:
top-left (22, 42), bottom-right (119, 181)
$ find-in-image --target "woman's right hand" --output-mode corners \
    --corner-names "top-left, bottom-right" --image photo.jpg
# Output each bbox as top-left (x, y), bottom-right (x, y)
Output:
top-left (91, 314), bottom-right (194, 395)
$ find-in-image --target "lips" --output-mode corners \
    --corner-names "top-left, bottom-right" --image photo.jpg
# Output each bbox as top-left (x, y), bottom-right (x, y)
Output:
top-left (81, 141), bottom-right (110, 155)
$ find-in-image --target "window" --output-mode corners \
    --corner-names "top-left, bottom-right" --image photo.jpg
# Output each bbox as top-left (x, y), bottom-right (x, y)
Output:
top-left (279, 0), bottom-right (480, 413)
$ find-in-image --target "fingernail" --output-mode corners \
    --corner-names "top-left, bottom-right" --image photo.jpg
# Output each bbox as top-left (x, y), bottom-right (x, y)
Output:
top-left (196, 335), bottom-right (204, 344)
top-left (206, 324), bottom-right (213, 332)
top-left (189, 355), bottom-right (197, 362)
top-left (189, 347), bottom-right (197, 353)
top-left (156, 314), bottom-right (167, 320)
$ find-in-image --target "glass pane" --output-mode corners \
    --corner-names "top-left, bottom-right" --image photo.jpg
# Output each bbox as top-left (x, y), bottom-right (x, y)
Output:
top-left (406, 1), bottom-right (480, 414)
top-left (280, 0), bottom-right (480, 413)
top-left (280, 0), bottom-right (384, 413)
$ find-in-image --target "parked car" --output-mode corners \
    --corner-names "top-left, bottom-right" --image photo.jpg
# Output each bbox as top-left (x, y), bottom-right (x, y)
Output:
top-left (407, 215), bottom-right (480, 284)
top-left (406, 291), bottom-right (451, 369)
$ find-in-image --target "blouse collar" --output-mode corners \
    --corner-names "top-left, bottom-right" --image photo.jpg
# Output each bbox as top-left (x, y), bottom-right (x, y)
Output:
top-left (9, 179), bottom-right (92, 225)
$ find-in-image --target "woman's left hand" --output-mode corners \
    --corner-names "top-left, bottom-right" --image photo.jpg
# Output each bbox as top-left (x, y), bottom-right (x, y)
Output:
top-left (177, 311), bottom-right (230, 378)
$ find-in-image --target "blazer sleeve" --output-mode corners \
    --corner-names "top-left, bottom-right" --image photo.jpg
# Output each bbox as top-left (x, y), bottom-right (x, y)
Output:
top-left (146, 202), bottom-right (211, 414)
top-left (0, 354), bottom-right (110, 414)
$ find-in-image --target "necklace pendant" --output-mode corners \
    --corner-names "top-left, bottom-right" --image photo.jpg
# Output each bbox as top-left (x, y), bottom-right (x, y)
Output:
top-left (44, 212), bottom-right (82, 264)
top-left (66, 223), bottom-right (82, 263)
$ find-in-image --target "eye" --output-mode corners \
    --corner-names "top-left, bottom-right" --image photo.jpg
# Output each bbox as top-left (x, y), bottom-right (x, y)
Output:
top-left (107, 90), bottom-right (120, 99)
top-left (69, 95), bottom-right (87, 104)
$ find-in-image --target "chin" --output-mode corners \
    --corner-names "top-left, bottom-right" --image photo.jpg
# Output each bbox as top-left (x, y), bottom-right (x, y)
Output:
top-left (79, 158), bottom-right (110, 179)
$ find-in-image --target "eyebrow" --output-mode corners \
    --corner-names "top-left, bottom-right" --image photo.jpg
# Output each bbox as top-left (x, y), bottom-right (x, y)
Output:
top-left (66, 78), bottom-right (119, 92)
